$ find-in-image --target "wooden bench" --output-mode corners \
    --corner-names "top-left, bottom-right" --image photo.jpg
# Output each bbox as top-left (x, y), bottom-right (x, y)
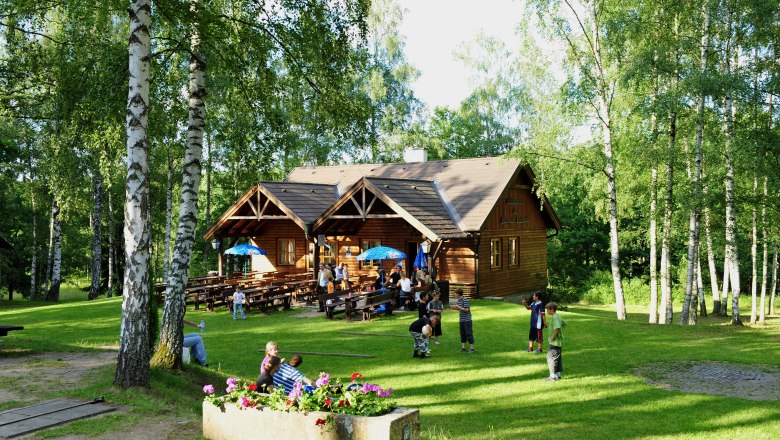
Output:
top-left (0, 325), bottom-right (24, 337)
top-left (255, 287), bottom-right (295, 314)
top-left (320, 289), bottom-right (367, 319)
top-left (360, 291), bottom-right (395, 321)
top-left (245, 286), bottom-right (276, 310)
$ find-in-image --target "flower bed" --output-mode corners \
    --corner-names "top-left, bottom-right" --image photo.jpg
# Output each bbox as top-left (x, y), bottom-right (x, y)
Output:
top-left (202, 373), bottom-right (419, 440)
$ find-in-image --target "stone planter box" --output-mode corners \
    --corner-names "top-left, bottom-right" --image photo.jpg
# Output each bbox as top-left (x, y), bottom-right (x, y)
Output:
top-left (202, 401), bottom-right (419, 440)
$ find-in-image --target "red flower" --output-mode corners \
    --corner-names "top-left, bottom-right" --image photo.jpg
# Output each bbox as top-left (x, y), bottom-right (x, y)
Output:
top-left (337, 399), bottom-right (345, 407)
top-left (350, 372), bottom-right (363, 382)
top-left (286, 399), bottom-right (292, 406)
top-left (315, 418), bottom-right (327, 426)
top-left (345, 400), bottom-right (351, 406)
top-left (248, 384), bottom-right (257, 391)
top-left (325, 397), bottom-right (332, 407)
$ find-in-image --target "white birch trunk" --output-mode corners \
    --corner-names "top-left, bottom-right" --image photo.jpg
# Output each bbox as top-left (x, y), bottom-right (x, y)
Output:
top-left (590, 0), bottom-right (625, 319)
top-left (107, 188), bottom-right (116, 298)
top-left (115, 0), bottom-right (152, 389)
top-left (758, 177), bottom-right (767, 323)
top-left (152, 0), bottom-right (206, 369)
top-left (45, 200), bottom-right (61, 302)
top-left (750, 176), bottom-right (757, 323)
top-left (89, 172), bottom-right (103, 300)
top-left (697, 252), bottom-right (706, 317)
top-left (724, 56), bottom-right (742, 325)
top-left (659, 155), bottom-right (674, 324)
top-left (29, 177), bottom-right (38, 299)
top-left (163, 153), bottom-right (173, 282)
top-left (721, 254), bottom-right (730, 316)
top-left (681, 8), bottom-right (708, 324)
top-left (703, 180), bottom-right (720, 313)
top-left (44, 197), bottom-right (55, 294)
top-left (771, 242), bottom-right (778, 316)
top-left (649, 165), bottom-right (658, 324)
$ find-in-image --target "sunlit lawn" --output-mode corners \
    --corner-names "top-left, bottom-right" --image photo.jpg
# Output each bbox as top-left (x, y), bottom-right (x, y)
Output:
top-left (1, 287), bottom-right (779, 439)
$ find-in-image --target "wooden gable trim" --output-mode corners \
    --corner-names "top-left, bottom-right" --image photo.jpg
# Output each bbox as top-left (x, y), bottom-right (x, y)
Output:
top-left (475, 164), bottom-right (561, 232)
top-left (203, 184), bottom-right (259, 239)
top-left (203, 183), bottom-right (309, 240)
top-left (313, 177), bottom-right (440, 241)
top-left (362, 180), bottom-right (441, 242)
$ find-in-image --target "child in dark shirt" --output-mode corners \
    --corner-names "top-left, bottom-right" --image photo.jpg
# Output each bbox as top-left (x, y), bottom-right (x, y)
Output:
top-left (255, 355), bottom-right (282, 392)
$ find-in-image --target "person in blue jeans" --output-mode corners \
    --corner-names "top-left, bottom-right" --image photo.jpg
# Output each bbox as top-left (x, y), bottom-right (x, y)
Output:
top-left (183, 318), bottom-right (208, 367)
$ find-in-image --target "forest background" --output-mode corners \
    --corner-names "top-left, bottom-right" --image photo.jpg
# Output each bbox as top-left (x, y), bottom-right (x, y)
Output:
top-left (1, 0), bottom-right (778, 328)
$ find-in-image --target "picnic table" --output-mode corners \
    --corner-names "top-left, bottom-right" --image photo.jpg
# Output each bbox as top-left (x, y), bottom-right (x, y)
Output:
top-left (0, 325), bottom-right (24, 337)
top-left (320, 289), bottom-right (370, 320)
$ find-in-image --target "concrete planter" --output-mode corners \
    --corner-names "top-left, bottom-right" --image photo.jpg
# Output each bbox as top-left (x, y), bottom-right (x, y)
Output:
top-left (202, 401), bottom-right (419, 440)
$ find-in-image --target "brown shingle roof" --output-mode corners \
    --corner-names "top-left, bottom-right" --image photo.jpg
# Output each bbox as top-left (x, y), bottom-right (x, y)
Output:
top-left (260, 182), bottom-right (338, 224)
top-left (364, 178), bottom-right (466, 239)
top-left (286, 157), bottom-right (522, 231)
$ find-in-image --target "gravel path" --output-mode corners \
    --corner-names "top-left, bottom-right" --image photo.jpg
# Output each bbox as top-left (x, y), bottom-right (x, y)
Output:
top-left (634, 361), bottom-right (780, 401)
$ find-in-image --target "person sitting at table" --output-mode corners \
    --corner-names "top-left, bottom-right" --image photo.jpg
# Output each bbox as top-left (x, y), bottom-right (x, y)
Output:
top-left (373, 269), bottom-right (388, 294)
top-left (273, 354), bottom-right (314, 394)
top-left (389, 265), bottom-right (402, 286)
top-left (398, 271), bottom-right (415, 311)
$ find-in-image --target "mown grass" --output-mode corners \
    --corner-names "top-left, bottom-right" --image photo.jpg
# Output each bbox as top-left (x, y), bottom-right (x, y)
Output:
top-left (1, 290), bottom-right (779, 439)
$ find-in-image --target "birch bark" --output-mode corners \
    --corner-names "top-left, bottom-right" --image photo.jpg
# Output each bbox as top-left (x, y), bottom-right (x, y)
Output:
top-left (681, 6), bottom-right (708, 324)
top-left (163, 153), bottom-right (173, 282)
top-left (45, 200), bottom-right (61, 302)
top-left (89, 172), bottom-right (103, 300)
top-left (151, 0), bottom-right (206, 369)
top-left (649, 165), bottom-right (658, 324)
top-left (703, 179), bottom-right (720, 313)
top-left (115, 0), bottom-right (152, 388)
top-left (758, 177), bottom-right (767, 323)
top-left (771, 243), bottom-right (778, 316)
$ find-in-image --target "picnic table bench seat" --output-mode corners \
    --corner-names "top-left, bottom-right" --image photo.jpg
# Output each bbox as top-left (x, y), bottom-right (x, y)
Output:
top-left (319, 289), bottom-right (367, 319)
top-left (255, 287), bottom-right (295, 313)
top-left (0, 325), bottom-right (24, 337)
top-left (360, 291), bottom-right (395, 321)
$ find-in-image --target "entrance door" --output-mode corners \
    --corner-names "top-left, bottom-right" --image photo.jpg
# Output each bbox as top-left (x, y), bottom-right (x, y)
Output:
top-left (406, 242), bottom-right (418, 275)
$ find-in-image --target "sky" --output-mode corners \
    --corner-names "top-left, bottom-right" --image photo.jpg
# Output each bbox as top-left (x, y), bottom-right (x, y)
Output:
top-left (396, 0), bottom-right (524, 110)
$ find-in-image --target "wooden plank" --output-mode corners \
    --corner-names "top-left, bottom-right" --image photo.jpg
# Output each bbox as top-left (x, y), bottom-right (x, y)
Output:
top-left (276, 350), bottom-right (375, 358)
top-left (337, 331), bottom-right (408, 338)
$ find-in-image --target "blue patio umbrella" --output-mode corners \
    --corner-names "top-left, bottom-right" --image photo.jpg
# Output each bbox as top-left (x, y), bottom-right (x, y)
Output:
top-left (355, 245), bottom-right (405, 261)
top-left (356, 246), bottom-right (406, 287)
top-left (413, 244), bottom-right (427, 269)
top-left (223, 244), bottom-right (266, 274)
top-left (223, 244), bottom-right (266, 256)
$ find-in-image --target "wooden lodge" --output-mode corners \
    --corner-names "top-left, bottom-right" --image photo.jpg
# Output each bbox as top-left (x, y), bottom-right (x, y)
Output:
top-left (203, 156), bottom-right (561, 298)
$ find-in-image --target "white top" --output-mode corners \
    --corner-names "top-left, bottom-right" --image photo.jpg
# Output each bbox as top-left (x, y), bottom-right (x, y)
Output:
top-left (399, 278), bottom-right (412, 293)
top-left (233, 291), bottom-right (245, 304)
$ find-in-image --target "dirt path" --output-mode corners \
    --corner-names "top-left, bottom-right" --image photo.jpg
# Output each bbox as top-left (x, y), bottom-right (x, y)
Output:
top-left (0, 351), bottom-right (200, 439)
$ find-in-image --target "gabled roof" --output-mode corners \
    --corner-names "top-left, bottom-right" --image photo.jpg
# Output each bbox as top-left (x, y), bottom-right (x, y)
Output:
top-left (203, 182), bottom-right (338, 239)
top-left (364, 178), bottom-right (466, 240)
top-left (312, 177), bottom-right (467, 241)
top-left (287, 156), bottom-right (560, 232)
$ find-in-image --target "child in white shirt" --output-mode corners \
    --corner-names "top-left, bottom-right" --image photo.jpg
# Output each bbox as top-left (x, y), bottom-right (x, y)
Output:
top-left (233, 290), bottom-right (246, 320)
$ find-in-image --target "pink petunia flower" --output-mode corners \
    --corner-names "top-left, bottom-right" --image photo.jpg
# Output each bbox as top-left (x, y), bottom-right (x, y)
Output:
top-left (203, 384), bottom-right (215, 394)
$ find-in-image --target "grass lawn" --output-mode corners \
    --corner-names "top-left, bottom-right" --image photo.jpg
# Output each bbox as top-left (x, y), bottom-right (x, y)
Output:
top-left (1, 289), bottom-right (779, 439)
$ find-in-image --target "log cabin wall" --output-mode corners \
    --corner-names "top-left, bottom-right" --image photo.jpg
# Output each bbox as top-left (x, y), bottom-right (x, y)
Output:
top-left (250, 219), bottom-right (309, 275)
top-left (477, 174), bottom-right (549, 297)
top-left (437, 240), bottom-right (477, 284)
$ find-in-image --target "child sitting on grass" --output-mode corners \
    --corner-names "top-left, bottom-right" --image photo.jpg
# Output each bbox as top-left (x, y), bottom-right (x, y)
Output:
top-left (255, 355), bottom-right (281, 393)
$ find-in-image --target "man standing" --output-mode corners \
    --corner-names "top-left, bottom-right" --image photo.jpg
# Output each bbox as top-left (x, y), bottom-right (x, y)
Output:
top-left (317, 263), bottom-right (333, 296)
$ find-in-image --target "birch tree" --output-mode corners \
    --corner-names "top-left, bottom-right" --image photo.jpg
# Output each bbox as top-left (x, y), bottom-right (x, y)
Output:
top-left (44, 199), bottom-right (61, 302)
top-left (681, 2), bottom-right (710, 324)
top-left (151, 0), bottom-right (206, 369)
top-left (115, 0), bottom-right (152, 388)
top-left (88, 171), bottom-right (103, 300)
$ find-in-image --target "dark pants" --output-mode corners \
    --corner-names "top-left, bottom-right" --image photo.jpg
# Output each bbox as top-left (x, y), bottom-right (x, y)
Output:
top-left (459, 320), bottom-right (474, 344)
top-left (547, 345), bottom-right (562, 377)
